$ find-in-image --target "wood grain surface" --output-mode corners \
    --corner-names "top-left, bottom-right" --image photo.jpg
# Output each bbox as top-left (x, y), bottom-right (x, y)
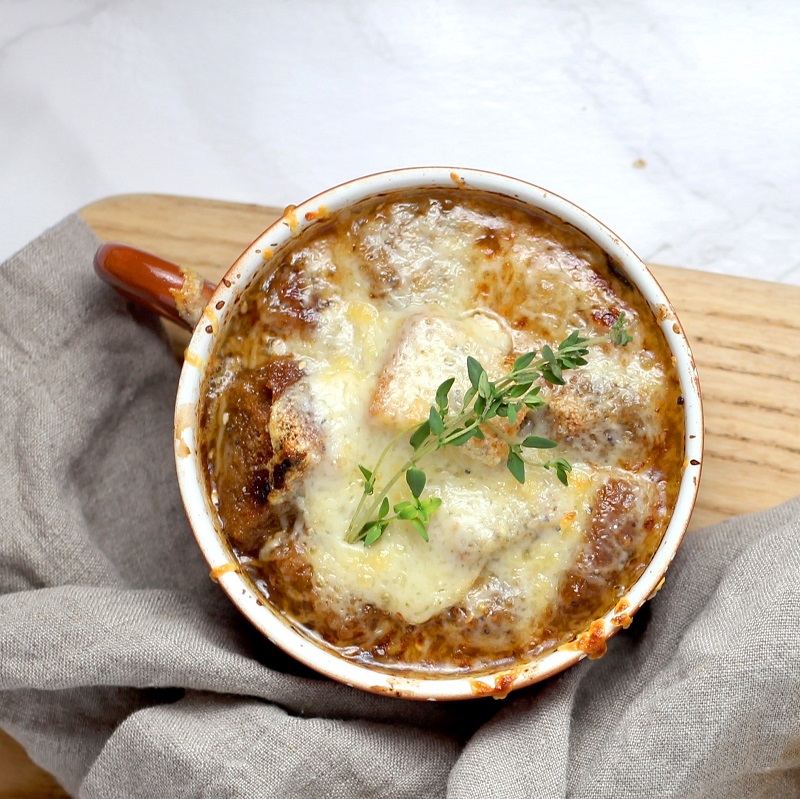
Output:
top-left (4, 193), bottom-right (799, 797)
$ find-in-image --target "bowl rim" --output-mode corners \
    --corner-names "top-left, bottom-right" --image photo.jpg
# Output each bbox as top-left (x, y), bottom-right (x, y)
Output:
top-left (174, 166), bottom-right (704, 701)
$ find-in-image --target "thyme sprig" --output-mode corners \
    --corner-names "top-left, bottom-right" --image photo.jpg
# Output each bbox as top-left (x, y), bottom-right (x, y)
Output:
top-left (345, 313), bottom-right (633, 546)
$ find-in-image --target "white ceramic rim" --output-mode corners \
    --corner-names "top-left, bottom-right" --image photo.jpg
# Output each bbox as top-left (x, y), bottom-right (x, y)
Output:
top-left (174, 167), bottom-right (704, 701)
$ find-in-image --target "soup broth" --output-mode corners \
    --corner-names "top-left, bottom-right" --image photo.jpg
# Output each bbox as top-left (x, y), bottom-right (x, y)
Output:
top-left (198, 189), bottom-right (684, 676)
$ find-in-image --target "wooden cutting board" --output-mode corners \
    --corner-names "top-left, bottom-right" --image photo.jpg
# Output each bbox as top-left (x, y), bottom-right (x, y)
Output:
top-left (3, 193), bottom-right (800, 797)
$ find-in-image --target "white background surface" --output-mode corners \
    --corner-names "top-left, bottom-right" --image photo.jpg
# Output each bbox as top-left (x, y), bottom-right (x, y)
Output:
top-left (2, 0), bottom-right (799, 285)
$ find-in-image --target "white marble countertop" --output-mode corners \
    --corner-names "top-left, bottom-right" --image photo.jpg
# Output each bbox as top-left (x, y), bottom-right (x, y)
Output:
top-left (2, 0), bottom-right (799, 285)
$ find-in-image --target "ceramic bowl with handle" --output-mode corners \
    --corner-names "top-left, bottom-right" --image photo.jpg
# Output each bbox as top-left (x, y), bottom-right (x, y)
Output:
top-left (95, 167), bottom-right (703, 700)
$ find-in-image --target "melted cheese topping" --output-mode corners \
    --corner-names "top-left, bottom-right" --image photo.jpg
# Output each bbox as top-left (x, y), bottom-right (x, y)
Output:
top-left (201, 189), bottom-right (684, 673)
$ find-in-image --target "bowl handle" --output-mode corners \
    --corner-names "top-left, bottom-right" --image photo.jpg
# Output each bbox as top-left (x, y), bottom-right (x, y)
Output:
top-left (94, 243), bottom-right (216, 330)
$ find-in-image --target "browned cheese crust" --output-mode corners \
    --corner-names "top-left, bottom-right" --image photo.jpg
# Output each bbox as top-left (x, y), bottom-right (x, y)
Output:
top-left (198, 189), bottom-right (685, 677)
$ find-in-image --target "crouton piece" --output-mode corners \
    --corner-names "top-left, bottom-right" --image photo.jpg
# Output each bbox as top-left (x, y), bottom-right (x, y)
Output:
top-left (370, 312), bottom-right (521, 464)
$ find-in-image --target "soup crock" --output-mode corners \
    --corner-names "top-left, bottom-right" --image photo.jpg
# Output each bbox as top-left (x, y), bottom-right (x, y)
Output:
top-left (95, 167), bottom-right (703, 700)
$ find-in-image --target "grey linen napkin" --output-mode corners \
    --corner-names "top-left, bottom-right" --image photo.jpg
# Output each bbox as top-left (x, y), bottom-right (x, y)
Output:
top-left (1, 215), bottom-right (799, 799)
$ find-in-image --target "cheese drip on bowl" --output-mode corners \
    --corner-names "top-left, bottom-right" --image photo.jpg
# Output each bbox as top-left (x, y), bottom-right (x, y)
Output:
top-left (198, 189), bottom-right (684, 676)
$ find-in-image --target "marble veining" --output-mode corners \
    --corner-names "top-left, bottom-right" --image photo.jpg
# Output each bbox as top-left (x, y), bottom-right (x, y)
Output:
top-left (1, 0), bottom-right (798, 286)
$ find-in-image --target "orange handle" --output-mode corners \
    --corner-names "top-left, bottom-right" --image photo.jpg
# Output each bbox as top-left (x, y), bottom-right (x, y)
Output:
top-left (94, 243), bottom-right (216, 330)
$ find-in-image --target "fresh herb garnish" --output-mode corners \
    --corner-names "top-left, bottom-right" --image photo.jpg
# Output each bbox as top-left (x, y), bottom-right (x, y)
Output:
top-left (345, 313), bottom-right (634, 546)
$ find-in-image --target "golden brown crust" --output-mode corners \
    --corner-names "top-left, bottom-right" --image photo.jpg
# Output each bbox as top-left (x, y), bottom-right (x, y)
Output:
top-left (198, 188), bottom-right (685, 677)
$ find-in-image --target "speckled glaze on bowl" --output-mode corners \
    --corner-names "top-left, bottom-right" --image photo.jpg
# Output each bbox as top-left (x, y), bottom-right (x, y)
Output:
top-left (173, 167), bottom-right (704, 701)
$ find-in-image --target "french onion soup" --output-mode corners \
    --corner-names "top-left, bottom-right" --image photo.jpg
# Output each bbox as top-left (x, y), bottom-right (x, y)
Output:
top-left (197, 188), bottom-right (684, 677)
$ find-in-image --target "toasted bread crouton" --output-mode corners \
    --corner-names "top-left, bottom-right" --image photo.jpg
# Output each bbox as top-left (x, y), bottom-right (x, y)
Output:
top-left (267, 386), bottom-right (324, 501)
top-left (370, 312), bottom-right (522, 464)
